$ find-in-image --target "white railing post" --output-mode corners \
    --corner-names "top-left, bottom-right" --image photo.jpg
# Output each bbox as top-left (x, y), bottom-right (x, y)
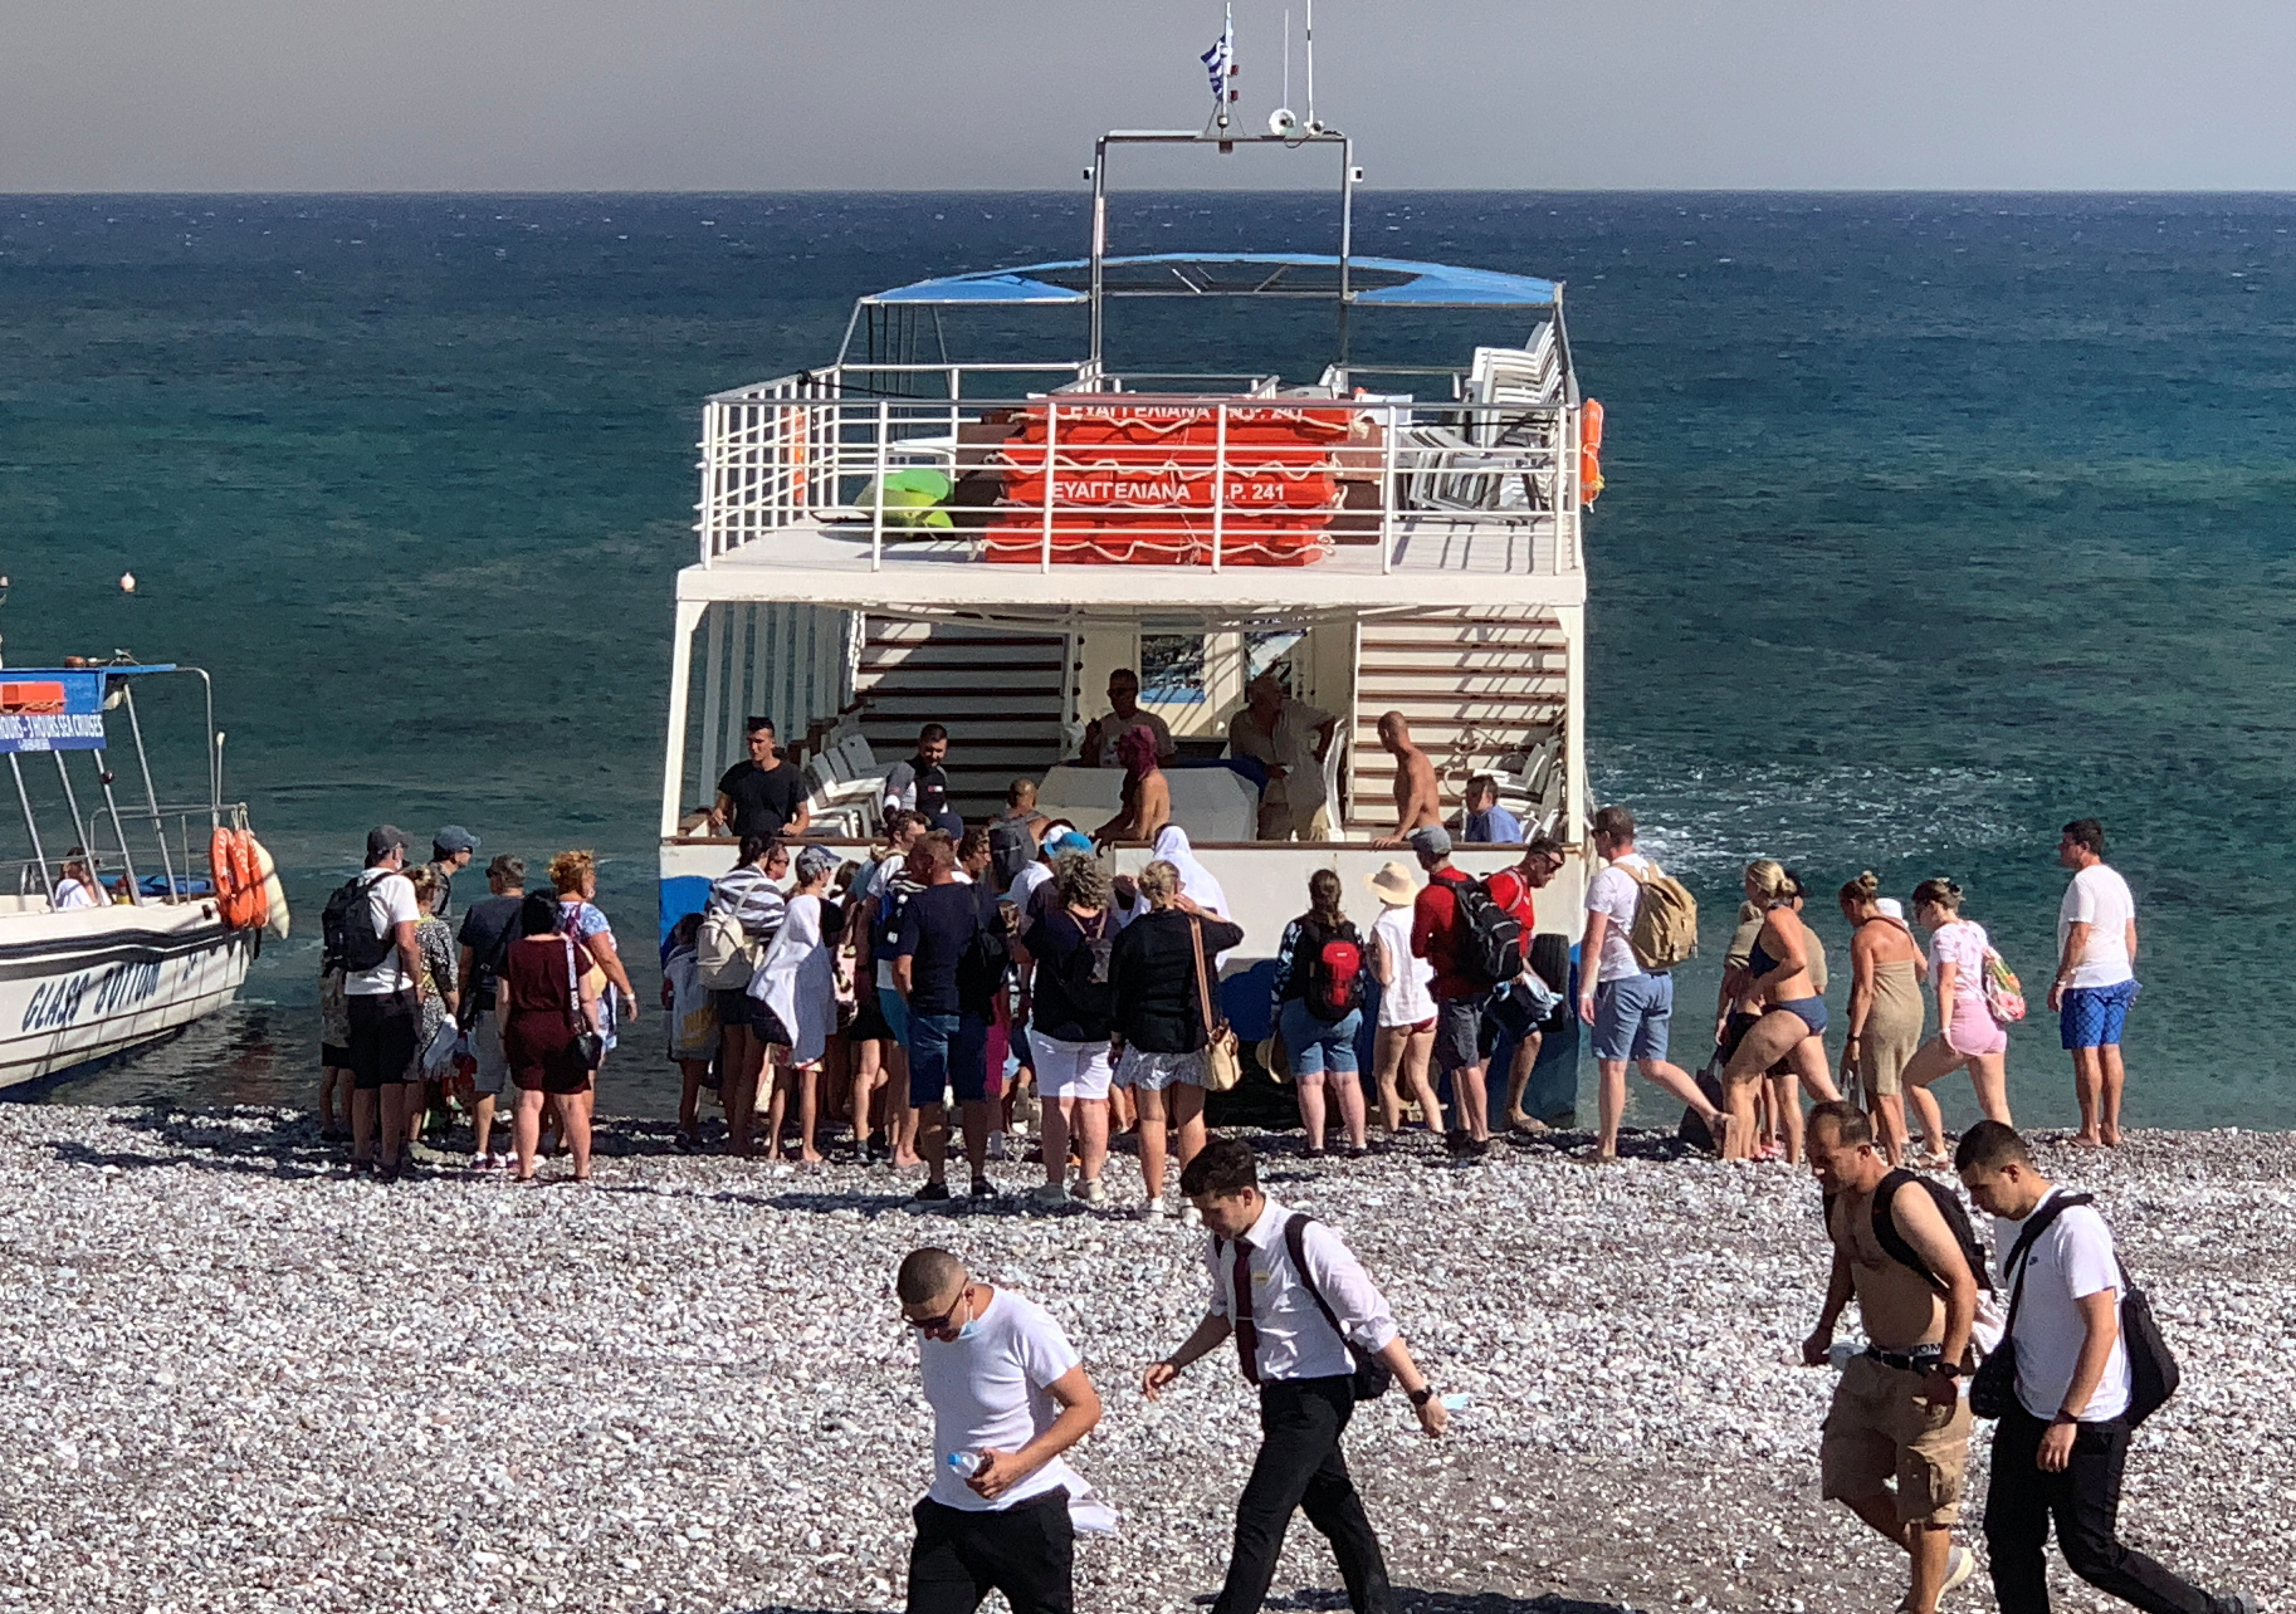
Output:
top-left (696, 403), bottom-right (719, 567)
top-left (1210, 403), bottom-right (1228, 572)
top-left (1039, 402), bottom-right (1060, 573)
top-left (1380, 403), bottom-right (1399, 574)
top-left (871, 398), bottom-right (891, 572)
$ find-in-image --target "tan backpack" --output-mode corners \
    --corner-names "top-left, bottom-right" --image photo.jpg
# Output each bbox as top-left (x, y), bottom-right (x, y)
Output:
top-left (1623, 858), bottom-right (1700, 972)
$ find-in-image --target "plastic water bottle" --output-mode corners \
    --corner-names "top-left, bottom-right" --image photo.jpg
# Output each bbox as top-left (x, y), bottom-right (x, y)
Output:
top-left (1440, 1393), bottom-right (1472, 1412)
top-left (946, 1451), bottom-right (984, 1480)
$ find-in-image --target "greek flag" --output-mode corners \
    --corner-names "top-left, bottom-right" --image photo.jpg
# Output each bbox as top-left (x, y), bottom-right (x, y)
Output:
top-left (1200, 8), bottom-right (1233, 103)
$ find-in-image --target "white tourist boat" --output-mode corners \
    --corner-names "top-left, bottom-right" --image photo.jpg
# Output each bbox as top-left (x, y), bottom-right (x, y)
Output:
top-left (0, 663), bottom-right (277, 1088)
top-left (652, 113), bottom-right (1600, 1096)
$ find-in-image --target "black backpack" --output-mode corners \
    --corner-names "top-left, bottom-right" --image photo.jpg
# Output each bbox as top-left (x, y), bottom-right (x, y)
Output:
top-left (1299, 917), bottom-right (1367, 1023)
top-left (1871, 1169), bottom-right (1996, 1296)
top-left (987, 818), bottom-right (1036, 894)
top-left (1449, 875), bottom-right (1524, 990)
top-left (321, 874), bottom-right (399, 974)
top-left (1056, 911), bottom-right (1116, 1026)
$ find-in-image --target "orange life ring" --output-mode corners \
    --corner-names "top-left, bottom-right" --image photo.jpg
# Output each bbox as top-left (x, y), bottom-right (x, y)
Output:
top-left (1578, 399), bottom-right (1606, 506)
top-left (228, 830), bottom-right (263, 927)
top-left (208, 828), bottom-right (240, 922)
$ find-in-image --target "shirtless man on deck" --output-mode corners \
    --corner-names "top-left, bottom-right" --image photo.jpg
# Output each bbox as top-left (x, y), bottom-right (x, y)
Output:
top-left (1802, 1100), bottom-right (1980, 1614)
top-left (1370, 711), bottom-right (1442, 849)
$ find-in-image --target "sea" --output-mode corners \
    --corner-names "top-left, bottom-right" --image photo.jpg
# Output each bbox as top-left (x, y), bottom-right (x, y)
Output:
top-left (2, 191), bottom-right (2291, 1128)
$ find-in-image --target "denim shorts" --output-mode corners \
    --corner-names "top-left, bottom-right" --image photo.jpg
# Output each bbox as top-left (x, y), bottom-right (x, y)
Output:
top-left (1279, 999), bottom-right (1363, 1079)
top-left (2060, 979), bottom-right (2139, 1050)
top-left (908, 1011), bottom-right (990, 1107)
top-left (878, 985), bottom-right (912, 1049)
top-left (1592, 972), bottom-right (1672, 1064)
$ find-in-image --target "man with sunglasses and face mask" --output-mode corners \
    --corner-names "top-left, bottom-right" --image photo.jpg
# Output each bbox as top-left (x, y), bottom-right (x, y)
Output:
top-left (895, 1246), bottom-right (1105, 1614)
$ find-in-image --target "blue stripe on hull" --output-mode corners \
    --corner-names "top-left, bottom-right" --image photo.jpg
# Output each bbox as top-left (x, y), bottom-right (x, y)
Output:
top-left (659, 876), bottom-right (712, 949)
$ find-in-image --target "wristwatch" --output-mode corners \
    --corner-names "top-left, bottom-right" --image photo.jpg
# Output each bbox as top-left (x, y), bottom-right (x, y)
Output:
top-left (1930, 1362), bottom-right (1964, 1379)
top-left (1407, 1386), bottom-right (1434, 1408)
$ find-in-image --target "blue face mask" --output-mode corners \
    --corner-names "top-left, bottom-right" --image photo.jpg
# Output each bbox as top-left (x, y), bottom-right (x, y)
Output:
top-left (953, 1316), bottom-right (983, 1342)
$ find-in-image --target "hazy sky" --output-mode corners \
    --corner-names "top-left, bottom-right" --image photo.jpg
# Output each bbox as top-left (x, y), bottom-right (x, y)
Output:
top-left (7, 0), bottom-right (2294, 192)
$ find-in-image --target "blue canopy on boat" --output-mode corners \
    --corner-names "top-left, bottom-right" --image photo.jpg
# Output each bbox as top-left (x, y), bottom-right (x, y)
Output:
top-left (868, 254), bottom-right (1558, 309)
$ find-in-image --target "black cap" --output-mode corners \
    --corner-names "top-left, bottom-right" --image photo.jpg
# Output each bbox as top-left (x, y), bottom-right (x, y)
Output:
top-left (366, 825), bottom-right (409, 863)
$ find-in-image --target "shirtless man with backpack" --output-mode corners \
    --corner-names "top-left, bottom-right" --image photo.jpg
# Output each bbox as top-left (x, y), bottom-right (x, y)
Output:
top-left (1802, 1100), bottom-right (1982, 1614)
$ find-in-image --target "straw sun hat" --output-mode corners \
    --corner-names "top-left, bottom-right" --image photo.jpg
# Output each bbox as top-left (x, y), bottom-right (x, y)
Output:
top-left (1366, 861), bottom-right (1418, 907)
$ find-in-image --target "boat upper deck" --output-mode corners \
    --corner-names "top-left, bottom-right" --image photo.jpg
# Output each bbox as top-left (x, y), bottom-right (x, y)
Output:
top-left (687, 361), bottom-right (1593, 617)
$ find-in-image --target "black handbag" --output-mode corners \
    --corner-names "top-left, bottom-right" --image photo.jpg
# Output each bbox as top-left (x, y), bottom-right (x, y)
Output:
top-left (562, 938), bottom-right (606, 1069)
top-left (1282, 1213), bottom-right (1393, 1402)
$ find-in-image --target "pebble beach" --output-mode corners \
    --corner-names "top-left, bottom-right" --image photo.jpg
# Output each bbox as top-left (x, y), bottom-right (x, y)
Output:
top-left (2, 1107), bottom-right (2290, 1614)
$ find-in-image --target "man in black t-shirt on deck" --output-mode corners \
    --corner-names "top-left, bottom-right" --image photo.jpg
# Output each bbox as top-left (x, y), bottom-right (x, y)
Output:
top-left (710, 716), bottom-right (811, 841)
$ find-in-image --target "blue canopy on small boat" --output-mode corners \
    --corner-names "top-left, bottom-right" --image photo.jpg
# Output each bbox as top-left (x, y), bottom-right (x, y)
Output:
top-left (868, 253), bottom-right (1558, 309)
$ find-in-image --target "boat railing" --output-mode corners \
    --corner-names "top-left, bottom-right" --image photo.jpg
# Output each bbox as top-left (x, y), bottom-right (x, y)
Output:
top-left (10, 801), bottom-right (252, 910)
top-left (698, 366), bottom-right (1582, 576)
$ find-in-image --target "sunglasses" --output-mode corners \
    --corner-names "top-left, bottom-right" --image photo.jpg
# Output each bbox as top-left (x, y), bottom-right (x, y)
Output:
top-left (905, 1292), bottom-right (969, 1338)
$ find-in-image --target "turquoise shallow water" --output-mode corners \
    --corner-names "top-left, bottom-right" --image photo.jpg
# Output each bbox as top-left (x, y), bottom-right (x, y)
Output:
top-left (2, 192), bottom-right (2291, 1125)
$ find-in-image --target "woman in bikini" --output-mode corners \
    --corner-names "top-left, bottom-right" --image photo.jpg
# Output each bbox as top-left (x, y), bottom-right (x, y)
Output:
top-left (1898, 876), bottom-right (2014, 1134)
top-left (1716, 859), bottom-right (1841, 1162)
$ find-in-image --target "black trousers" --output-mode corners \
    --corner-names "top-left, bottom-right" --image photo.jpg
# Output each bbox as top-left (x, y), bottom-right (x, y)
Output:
top-left (907, 1492), bottom-right (1073, 1614)
top-left (1212, 1375), bottom-right (1395, 1614)
top-left (1986, 1404), bottom-right (2218, 1614)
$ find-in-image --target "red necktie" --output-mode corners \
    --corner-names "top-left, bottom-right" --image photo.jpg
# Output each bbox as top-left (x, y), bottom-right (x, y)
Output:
top-left (1232, 1239), bottom-right (1261, 1385)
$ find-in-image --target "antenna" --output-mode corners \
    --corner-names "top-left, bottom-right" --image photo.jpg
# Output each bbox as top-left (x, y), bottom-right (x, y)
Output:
top-left (1305, 0), bottom-right (1318, 130)
top-left (1270, 6), bottom-right (1298, 137)
top-left (1282, 10), bottom-right (1291, 110)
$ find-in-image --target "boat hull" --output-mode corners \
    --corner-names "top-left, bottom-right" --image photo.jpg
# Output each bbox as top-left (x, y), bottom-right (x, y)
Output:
top-left (0, 906), bottom-right (256, 1090)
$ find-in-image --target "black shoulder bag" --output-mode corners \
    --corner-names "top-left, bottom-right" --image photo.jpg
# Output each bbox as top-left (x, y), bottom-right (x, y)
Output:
top-left (1281, 1212), bottom-right (1393, 1402)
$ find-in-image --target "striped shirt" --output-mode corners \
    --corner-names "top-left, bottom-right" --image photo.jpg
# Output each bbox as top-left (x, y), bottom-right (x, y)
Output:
top-left (707, 865), bottom-right (786, 940)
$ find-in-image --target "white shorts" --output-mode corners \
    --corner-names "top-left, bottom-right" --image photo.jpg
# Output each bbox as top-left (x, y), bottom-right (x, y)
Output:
top-left (1114, 1046), bottom-right (1206, 1092)
top-left (1032, 1035), bottom-right (1113, 1101)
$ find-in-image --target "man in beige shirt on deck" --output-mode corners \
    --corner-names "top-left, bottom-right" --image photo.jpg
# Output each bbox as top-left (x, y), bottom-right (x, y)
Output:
top-left (1227, 674), bottom-right (1337, 842)
top-left (1802, 1100), bottom-right (1981, 1614)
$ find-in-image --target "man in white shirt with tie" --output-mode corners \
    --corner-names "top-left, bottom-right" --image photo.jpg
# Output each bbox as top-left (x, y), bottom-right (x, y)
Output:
top-left (1143, 1137), bottom-right (1447, 1614)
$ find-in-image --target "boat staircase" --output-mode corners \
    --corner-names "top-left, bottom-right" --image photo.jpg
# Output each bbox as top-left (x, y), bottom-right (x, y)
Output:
top-left (1344, 608), bottom-right (1568, 839)
top-left (851, 618), bottom-right (1075, 823)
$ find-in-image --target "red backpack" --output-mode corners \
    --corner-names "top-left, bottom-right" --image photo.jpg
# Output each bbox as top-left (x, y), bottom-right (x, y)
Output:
top-left (1301, 919), bottom-right (1366, 1022)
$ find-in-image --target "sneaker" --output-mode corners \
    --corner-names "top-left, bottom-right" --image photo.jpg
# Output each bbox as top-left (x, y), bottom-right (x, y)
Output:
top-left (1076, 1178), bottom-right (1108, 1207)
top-left (1030, 1182), bottom-right (1071, 1209)
top-left (1138, 1197), bottom-right (1169, 1221)
top-left (1178, 1202), bottom-right (1203, 1227)
top-left (1343, 1145), bottom-right (1369, 1161)
top-left (471, 1153), bottom-right (504, 1172)
top-left (913, 1180), bottom-right (952, 1202)
top-left (1939, 1545), bottom-right (1977, 1604)
top-left (969, 1177), bottom-right (998, 1201)
top-left (2210, 1596), bottom-right (2259, 1614)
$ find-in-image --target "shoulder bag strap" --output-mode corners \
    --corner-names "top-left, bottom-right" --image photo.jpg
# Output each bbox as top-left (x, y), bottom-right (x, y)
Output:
top-left (1281, 1212), bottom-right (1354, 1352)
top-left (561, 937), bottom-right (589, 1037)
top-left (1999, 1191), bottom-right (2089, 1334)
top-left (1188, 916), bottom-right (1220, 1035)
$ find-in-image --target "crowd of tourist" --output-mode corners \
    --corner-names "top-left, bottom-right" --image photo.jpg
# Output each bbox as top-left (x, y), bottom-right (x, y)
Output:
top-left (315, 683), bottom-right (2153, 1211)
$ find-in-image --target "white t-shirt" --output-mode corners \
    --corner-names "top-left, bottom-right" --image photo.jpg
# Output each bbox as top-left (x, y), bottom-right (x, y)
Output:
top-left (2059, 864), bottom-right (2136, 990)
top-left (345, 867), bottom-right (421, 997)
top-left (51, 878), bottom-right (101, 911)
top-left (1372, 906), bottom-right (1436, 1027)
top-left (1584, 852), bottom-right (1656, 983)
top-left (917, 1287), bottom-right (1084, 1512)
top-left (1996, 1192), bottom-right (2131, 1423)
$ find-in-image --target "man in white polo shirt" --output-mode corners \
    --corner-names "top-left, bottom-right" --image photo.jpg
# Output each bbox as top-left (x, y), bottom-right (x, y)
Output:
top-left (896, 1246), bottom-right (1104, 1614)
top-left (2049, 818), bottom-right (2140, 1148)
top-left (1143, 1137), bottom-right (1448, 1614)
top-left (1957, 1123), bottom-right (2254, 1614)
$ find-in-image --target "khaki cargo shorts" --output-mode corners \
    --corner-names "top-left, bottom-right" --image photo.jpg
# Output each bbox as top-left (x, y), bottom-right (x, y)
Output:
top-left (1819, 1353), bottom-right (1973, 1525)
